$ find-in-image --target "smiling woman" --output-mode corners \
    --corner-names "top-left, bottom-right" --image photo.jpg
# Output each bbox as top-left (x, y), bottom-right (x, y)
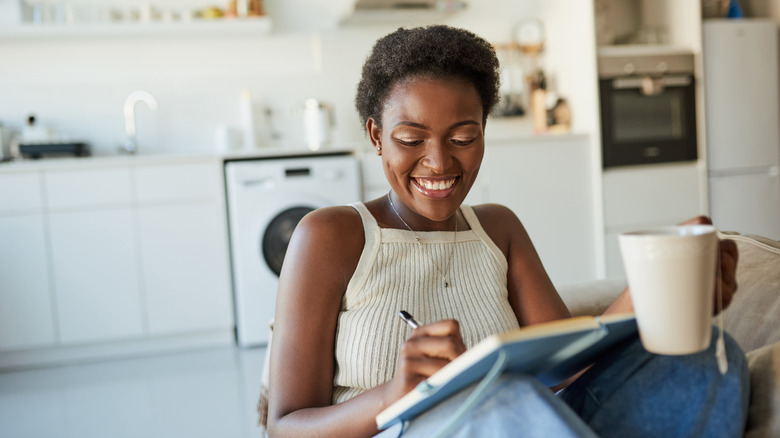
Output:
top-left (265, 25), bottom-right (749, 438)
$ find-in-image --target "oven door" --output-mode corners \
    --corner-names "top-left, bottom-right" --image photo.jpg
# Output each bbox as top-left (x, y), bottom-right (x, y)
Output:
top-left (600, 74), bottom-right (698, 168)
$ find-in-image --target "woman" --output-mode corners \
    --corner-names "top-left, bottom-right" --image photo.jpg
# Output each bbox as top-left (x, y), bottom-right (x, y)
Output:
top-left (267, 25), bottom-right (748, 438)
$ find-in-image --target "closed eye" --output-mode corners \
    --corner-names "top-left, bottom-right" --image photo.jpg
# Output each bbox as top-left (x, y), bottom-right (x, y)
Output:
top-left (451, 138), bottom-right (475, 146)
top-left (393, 138), bottom-right (424, 146)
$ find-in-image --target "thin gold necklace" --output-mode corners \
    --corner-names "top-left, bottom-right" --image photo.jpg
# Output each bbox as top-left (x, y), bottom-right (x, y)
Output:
top-left (387, 192), bottom-right (458, 288)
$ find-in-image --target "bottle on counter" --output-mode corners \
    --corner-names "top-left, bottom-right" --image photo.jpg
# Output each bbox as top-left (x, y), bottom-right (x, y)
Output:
top-left (239, 90), bottom-right (257, 150)
top-left (529, 70), bottom-right (547, 134)
top-left (224, 0), bottom-right (238, 19)
top-left (248, 0), bottom-right (264, 16)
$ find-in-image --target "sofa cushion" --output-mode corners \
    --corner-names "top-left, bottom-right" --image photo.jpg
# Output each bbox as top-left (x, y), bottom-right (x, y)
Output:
top-left (720, 233), bottom-right (780, 354)
top-left (744, 341), bottom-right (780, 438)
top-left (557, 278), bottom-right (627, 317)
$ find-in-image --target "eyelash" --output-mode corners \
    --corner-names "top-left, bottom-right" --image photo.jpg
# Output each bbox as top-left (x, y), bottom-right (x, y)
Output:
top-left (393, 138), bottom-right (474, 147)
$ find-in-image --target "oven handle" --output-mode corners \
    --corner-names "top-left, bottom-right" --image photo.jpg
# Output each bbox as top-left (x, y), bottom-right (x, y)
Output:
top-left (612, 75), bottom-right (692, 89)
top-left (612, 75), bottom-right (691, 95)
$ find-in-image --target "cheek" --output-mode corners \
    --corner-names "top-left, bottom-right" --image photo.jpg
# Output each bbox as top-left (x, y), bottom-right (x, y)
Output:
top-left (382, 149), bottom-right (415, 172)
top-left (461, 147), bottom-right (485, 172)
top-left (381, 155), bottom-right (420, 192)
top-left (381, 155), bottom-right (403, 180)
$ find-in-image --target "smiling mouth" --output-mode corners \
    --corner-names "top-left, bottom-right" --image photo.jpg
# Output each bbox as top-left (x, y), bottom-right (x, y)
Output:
top-left (412, 177), bottom-right (458, 191)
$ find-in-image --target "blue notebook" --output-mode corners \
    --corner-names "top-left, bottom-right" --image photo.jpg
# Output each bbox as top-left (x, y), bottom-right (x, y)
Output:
top-left (375, 313), bottom-right (638, 430)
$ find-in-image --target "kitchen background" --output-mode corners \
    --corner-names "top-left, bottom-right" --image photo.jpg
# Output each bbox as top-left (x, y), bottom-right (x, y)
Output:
top-left (1, 0), bottom-right (780, 436)
top-left (0, 0), bottom-right (597, 156)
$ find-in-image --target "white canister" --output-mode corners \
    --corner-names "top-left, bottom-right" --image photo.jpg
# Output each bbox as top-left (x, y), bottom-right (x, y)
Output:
top-left (303, 99), bottom-right (334, 151)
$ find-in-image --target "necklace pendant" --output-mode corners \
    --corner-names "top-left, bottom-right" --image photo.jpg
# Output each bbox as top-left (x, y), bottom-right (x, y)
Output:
top-left (444, 281), bottom-right (449, 288)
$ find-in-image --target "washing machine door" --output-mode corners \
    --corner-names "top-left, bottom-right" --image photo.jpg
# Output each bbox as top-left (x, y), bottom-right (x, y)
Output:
top-left (257, 196), bottom-right (329, 277)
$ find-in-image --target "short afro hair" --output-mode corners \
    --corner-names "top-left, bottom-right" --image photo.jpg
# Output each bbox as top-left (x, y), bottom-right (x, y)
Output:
top-left (355, 25), bottom-right (500, 132)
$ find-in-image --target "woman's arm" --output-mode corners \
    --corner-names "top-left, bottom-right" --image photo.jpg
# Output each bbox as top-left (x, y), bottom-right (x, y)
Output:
top-left (267, 207), bottom-right (466, 438)
top-left (268, 207), bottom-right (386, 437)
top-left (475, 204), bottom-right (571, 327)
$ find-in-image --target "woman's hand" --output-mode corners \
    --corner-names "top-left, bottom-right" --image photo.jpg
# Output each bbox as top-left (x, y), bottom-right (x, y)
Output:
top-left (603, 215), bottom-right (740, 317)
top-left (681, 216), bottom-right (739, 314)
top-left (383, 319), bottom-right (467, 406)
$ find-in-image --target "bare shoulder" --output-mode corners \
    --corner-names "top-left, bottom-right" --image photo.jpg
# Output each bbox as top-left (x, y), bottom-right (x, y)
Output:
top-left (471, 203), bottom-right (524, 255)
top-left (295, 205), bottom-right (364, 241)
top-left (280, 205), bottom-right (365, 290)
top-left (471, 203), bottom-right (520, 227)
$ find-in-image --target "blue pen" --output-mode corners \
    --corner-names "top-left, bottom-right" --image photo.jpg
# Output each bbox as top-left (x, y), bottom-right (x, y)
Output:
top-left (399, 310), bottom-right (420, 329)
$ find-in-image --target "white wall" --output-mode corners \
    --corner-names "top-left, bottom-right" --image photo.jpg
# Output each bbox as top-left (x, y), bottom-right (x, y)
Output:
top-left (0, 0), bottom-right (599, 156)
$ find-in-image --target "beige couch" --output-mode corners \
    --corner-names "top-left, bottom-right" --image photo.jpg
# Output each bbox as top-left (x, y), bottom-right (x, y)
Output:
top-left (557, 232), bottom-right (780, 438)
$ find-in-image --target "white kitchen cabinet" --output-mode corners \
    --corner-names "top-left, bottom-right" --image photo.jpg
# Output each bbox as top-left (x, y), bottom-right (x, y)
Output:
top-left (0, 172), bottom-right (44, 213)
top-left (602, 162), bottom-right (705, 277)
top-left (45, 167), bottom-right (132, 210)
top-left (603, 163), bottom-right (702, 228)
top-left (137, 199), bottom-right (233, 336)
top-left (0, 214), bottom-right (56, 350)
top-left (481, 137), bottom-right (597, 284)
top-left (44, 167), bottom-right (142, 344)
top-left (135, 162), bottom-right (221, 202)
top-left (0, 172), bottom-right (56, 350)
top-left (48, 208), bottom-right (144, 344)
top-left (38, 160), bottom-right (233, 345)
top-left (0, 156), bottom-right (234, 368)
top-left (135, 162), bottom-right (233, 336)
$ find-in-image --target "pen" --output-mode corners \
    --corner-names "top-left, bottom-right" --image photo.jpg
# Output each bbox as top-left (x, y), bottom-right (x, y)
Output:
top-left (399, 310), bottom-right (420, 329)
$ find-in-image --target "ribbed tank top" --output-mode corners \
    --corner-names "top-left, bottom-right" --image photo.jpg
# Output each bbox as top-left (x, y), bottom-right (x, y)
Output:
top-left (332, 202), bottom-right (520, 404)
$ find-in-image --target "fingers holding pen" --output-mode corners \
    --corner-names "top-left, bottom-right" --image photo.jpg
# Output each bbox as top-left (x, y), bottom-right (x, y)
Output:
top-left (387, 318), bottom-right (467, 401)
top-left (404, 319), bottom-right (467, 361)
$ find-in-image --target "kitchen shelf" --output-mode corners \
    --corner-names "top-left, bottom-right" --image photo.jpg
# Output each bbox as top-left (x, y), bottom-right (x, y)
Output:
top-left (0, 16), bottom-right (272, 39)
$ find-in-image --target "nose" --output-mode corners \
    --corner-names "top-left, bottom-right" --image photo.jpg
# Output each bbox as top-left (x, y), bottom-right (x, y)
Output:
top-left (421, 140), bottom-right (452, 174)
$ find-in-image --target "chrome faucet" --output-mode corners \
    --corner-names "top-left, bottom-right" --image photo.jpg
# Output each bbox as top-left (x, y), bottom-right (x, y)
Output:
top-left (121, 90), bottom-right (158, 154)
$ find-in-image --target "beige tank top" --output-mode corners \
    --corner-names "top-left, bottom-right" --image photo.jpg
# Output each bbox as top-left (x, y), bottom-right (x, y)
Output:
top-left (332, 202), bottom-right (520, 404)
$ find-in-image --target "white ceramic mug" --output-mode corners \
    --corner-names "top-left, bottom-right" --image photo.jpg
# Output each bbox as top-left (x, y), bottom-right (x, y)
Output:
top-left (619, 225), bottom-right (718, 355)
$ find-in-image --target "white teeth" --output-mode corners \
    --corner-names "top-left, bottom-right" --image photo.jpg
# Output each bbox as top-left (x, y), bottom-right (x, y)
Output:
top-left (416, 178), bottom-right (456, 190)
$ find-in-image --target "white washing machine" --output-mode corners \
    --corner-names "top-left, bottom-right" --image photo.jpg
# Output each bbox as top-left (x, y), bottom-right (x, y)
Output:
top-left (225, 153), bottom-right (361, 347)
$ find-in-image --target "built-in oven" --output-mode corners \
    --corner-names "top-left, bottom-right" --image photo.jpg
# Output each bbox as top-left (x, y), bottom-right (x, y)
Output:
top-left (598, 47), bottom-right (698, 168)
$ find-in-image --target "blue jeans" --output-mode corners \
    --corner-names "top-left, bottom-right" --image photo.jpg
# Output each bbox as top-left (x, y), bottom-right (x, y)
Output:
top-left (388, 327), bottom-right (749, 438)
top-left (559, 327), bottom-right (750, 438)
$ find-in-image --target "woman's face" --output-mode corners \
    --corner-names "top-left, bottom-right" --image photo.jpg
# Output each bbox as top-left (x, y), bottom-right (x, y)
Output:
top-left (368, 76), bottom-right (485, 228)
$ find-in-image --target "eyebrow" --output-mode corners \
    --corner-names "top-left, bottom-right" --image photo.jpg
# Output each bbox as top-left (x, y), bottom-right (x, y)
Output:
top-left (394, 120), bottom-right (481, 130)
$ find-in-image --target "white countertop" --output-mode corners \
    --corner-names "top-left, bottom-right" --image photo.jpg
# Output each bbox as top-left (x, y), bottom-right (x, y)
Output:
top-left (0, 146), bottom-right (361, 173)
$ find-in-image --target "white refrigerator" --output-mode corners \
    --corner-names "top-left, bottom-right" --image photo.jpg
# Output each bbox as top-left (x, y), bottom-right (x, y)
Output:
top-left (703, 19), bottom-right (780, 240)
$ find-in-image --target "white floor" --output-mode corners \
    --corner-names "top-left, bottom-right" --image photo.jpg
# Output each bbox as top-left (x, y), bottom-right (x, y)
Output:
top-left (0, 345), bottom-right (268, 438)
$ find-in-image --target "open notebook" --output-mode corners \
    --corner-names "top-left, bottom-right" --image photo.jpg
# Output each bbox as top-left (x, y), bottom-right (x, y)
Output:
top-left (376, 313), bottom-right (638, 430)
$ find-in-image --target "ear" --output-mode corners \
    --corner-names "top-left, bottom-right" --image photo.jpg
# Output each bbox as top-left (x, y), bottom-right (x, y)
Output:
top-left (367, 118), bottom-right (382, 156)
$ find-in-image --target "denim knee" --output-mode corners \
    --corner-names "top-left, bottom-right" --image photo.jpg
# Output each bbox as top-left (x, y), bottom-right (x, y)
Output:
top-left (561, 326), bottom-right (750, 438)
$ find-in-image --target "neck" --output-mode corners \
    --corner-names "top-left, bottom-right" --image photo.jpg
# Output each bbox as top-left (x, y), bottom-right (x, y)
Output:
top-left (386, 192), bottom-right (459, 232)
